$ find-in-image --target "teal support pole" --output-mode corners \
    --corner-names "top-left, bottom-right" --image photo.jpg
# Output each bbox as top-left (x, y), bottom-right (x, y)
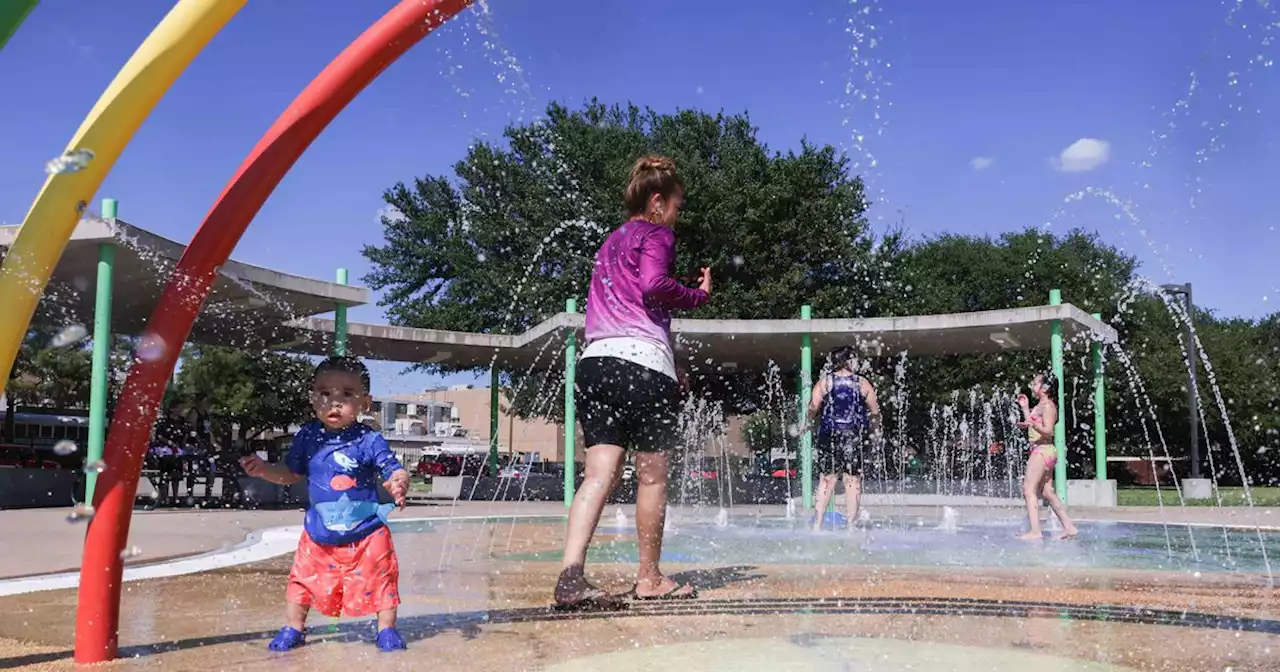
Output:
top-left (334, 268), bottom-right (349, 356)
top-left (86, 198), bottom-right (117, 506)
top-left (799, 305), bottom-right (813, 510)
top-left (1049, 289), bottom-right (1067, 500)
top-left (1091, 312), bottom-right (1107, 481)
top-left (489, 365), bottom-right (500, 476)
top-left (563, 298), bottom-right (578, 508)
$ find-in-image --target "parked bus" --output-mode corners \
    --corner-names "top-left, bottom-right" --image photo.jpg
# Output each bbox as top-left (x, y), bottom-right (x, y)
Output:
top-left (0, 409), bottom-right (91, 469)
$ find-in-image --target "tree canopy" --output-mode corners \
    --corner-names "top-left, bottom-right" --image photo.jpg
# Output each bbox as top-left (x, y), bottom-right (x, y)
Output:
top-left (364, 100), bottom-right (901, 336)
top-left (173, 346), bottom-right (314, 445)
top-left (364, 100), bottom-right (908, 419)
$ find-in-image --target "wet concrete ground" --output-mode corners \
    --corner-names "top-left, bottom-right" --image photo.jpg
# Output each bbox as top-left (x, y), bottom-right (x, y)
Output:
top-left (1, 514), bottom-right (1277, 671)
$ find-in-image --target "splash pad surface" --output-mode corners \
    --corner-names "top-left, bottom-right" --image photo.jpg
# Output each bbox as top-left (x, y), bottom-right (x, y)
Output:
top-left (0, 510), bottom-right (1275, 671)
top-left (502, 515), bottom-right (1280, 576)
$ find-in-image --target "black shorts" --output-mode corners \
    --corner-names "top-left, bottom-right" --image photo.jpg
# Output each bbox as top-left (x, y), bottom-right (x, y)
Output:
top-left (157, 455), bottom-right (183, 476)
top-left (816, 430), bottom-right (864, 476)
top-left (576, 356), bottom-right (679, 453)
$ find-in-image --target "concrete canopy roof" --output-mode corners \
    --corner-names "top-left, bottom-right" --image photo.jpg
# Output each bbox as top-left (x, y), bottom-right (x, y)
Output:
top-left (3, 219), bottom-right (1118, 372)
top-left (0, 218), bottom-right (367, 347)
top-left (283, 304), bottom-right (1117, 372)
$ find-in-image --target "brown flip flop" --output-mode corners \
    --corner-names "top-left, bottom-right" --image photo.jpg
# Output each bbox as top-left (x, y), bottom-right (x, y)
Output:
top-left (554, 568), bottom-right (627, 612)
top-left (553, 585), bottom-right (627, 612)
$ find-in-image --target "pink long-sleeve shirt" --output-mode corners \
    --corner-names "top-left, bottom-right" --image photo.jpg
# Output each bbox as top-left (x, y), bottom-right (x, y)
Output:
top-left (583, 219), bottom-right (708, 350)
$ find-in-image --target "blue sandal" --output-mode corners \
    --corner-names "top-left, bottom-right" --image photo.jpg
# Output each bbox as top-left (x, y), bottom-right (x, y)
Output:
top-left (268, 626), bottom-right (306, 651)
top-left (376, 627), bottom-right (407, 652)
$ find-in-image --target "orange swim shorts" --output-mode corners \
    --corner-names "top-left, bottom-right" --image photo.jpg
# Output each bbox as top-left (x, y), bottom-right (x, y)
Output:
top-left (285, 526), bottom-right (401, 618)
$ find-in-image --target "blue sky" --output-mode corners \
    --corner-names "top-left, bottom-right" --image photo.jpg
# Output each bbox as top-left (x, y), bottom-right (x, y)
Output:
top-left (2, 0), bottom-right (1277, 394)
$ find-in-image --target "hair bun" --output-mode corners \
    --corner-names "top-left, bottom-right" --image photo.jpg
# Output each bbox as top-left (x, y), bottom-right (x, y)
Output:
top-left (623, 154), bottom-right (683, 216)
top-left (633, 155), bottom-right (675, 175)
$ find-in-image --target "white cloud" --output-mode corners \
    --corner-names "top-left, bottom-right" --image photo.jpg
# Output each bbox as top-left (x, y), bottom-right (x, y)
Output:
top-left (376, 204), bottom-right (406, 225)
top-left (1052, 138), bottom-right (1111, 173)
top-left (969, 156), bottom-right (994, 171)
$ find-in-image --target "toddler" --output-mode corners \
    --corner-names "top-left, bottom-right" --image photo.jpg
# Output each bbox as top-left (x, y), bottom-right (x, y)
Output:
top-left (240, 356), bottom-right (411, 651)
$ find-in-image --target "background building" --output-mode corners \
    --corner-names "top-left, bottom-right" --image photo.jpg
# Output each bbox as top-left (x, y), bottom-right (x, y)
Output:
top-left (372, 385), bottom-right (753, 467)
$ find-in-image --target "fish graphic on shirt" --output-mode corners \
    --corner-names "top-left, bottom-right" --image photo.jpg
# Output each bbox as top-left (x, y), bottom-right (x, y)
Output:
top-left (314, 493), bottom-right (379, 532)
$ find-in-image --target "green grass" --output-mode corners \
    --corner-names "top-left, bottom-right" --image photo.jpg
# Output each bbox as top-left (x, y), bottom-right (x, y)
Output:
top-left (1117, 486), bottom-right (1280, 507)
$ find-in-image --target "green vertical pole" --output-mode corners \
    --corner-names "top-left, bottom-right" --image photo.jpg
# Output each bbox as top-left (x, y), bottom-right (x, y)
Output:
top-left (1049, 289), bottom-right (1067, 501)
top-left (489, 365), bottom-right (500, 476)
top-left (1091, 312), bottom-right (1107, 481)
top-left (334, 268), bottom-right (349, 356)
top-left (563, 298), bottom-right (578, 508)
top-left (799, 305), bottom-right (813, 510)
top-left (85, 198), bottom-right (117, 506)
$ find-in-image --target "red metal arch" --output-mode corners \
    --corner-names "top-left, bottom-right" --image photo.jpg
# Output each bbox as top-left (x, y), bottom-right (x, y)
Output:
top-left (75, 0), bottom-right (473, 662)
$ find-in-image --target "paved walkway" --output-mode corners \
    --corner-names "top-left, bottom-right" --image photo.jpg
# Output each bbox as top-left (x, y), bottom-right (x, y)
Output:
top-left (1, 500), bottom-right (1275, 580)
top-left (0, 500), bottom-right (566, 579)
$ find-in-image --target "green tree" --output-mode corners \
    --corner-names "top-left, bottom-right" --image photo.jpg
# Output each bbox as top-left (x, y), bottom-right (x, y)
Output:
top-left (1185, 313), bottom-right (1280, 485)
top-left (4, 326), bottom-right (136, 443)
top-left (4, 329), bottom-right (92, 439)
top-left (885, 229), bottom-right (1280, 484)
top-left (881, 229), bottom-right (1193, 478)
top-left (364, 100), bottom-right (898, 416)
top-left (175, 346), bottom-right (314, 445)
top-left (742, 411), bottom-right (796, 461)
top-left (12, 330), bottom-right (93, 407)
top-left (886, 228), bottom-right (1137, 395)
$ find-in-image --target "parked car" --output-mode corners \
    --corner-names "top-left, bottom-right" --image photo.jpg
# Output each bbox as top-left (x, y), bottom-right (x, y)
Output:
top-left (414, 454), bottom-right (485, 481)
top-left (414, 456), bottom-right (447, 482)
top-left (498, 464), bottom-right (531, 479)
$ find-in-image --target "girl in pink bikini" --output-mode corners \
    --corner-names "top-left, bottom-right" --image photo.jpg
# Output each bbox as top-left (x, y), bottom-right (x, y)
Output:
top-left (1015, 372), bottom-right (1078, 540)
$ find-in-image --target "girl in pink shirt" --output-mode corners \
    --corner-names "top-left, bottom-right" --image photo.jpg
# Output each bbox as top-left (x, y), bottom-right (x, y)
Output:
top-left (554, 155), bottom-right (711, 608)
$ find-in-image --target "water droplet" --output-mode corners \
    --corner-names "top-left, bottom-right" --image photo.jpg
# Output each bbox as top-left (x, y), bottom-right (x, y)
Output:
top-left (52, 440), bottom-right (78, 456)
top-left (51, 323), bottom-right (87, 348)
top-left (120, 545), bottom-right (142, 560)
top-left (66, 504), bottom-right (95, 523)
top-left (72, 276), bottom-right (91, 292)
top-left (732, 255), bottom-right (744, 267)
top-left (45, 149), bottom-right (95, 175)
top-left (137, 334), bottom-right (167, 362)
top-left (83, 460), bottom-right (106, 475)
